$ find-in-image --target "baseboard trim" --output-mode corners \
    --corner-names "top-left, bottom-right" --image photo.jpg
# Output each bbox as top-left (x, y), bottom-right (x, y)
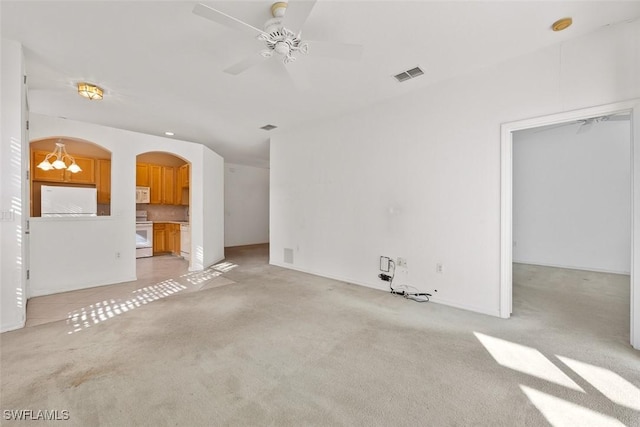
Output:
top-left (29, 275), bottom-right (138, 298)
top-left (270, 261), bottom-right (501, 318)
top-left (1, 319), bottom-right (26, 333)
top-left (513, 260), bottom-right (630, 275)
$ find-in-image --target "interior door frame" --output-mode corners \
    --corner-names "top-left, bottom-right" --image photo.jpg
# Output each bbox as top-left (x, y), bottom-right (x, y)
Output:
top-left (500, 99), bottom-right (640, 350)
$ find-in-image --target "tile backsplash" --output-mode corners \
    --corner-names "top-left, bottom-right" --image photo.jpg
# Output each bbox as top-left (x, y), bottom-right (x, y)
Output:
top-left (137, 204), bottom-right (188, 221)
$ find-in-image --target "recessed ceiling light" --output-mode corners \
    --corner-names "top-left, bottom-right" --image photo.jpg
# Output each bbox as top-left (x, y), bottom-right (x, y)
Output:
top-left (165, 131), bottom-right (174, 136)
top-left (552, 17), bottom-right (573, 32)
top-left (260, 124), bottom-right (277, 131)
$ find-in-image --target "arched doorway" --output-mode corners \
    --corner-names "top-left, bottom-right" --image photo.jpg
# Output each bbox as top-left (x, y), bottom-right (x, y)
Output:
top-left (135, 151), bottom-right (191, 269)
top-left (30, 137), bottom-right (111, 217)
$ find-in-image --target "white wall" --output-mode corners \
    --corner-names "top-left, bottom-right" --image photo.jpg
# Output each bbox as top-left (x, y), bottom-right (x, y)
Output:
top-left (224, 163), bottom-right (269, 247)
top-left (27, 114), bottom-right (225, 296)
top-left (0, 39), bottom-right (27, 332)
top-left (270, 21), bottom-right (640, 317)
top-left (513, 121), bottom-right (631, 274)
top-left (202, 148), bottom-right (225, 267)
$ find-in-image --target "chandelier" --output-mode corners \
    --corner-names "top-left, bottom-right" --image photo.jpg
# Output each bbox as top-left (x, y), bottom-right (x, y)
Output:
top-left (36, 141), bottom-right (82, 173)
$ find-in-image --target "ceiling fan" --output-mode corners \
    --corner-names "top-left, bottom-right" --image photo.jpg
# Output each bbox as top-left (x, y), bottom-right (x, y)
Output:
top-left (193, 1), bottom-right (364, 75)
top-left (533, 113), bottom-right (630, 134)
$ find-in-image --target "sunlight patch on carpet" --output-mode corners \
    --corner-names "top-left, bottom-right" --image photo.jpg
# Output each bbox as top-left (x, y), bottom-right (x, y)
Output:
top-left (66, 279), bottom-right (187, 334)
top-left (474, 332), bottom-right (583, 391)
top-left (557, 356), bottom-right (640, 411)
top-left (520, 386), bottom-right (625, 427)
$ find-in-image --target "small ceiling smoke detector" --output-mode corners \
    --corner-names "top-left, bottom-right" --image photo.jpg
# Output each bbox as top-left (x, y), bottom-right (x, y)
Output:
top-left (552, 17), bottom-right (573, 32)
top-left (260, 124), bottom-right (278, 131)
top-left (393, 66), bottom-right (424, 83)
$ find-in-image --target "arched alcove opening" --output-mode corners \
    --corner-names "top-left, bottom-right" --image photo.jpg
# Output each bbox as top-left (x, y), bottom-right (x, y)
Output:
top-left (30, 137), bottom-right (111, 217)
top-left (135, 151), bottom-right (191, 265)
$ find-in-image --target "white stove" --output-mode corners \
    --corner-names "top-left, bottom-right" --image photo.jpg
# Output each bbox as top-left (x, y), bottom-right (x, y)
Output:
top-left (136, 211), bottom-right (153, 258)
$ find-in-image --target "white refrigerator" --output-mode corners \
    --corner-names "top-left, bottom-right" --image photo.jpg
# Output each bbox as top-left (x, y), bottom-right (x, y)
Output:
top-left (41, 185), bottom-right (97, 217)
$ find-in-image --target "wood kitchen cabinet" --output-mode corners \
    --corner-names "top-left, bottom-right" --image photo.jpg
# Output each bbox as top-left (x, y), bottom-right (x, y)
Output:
top-left (153, 223), bottom-right (167, 254)
top-left (149, 165), bottom-right (162, 204)
top-left (96, 159), bottom-right (111, 204)
top-left (162, 166), bottom-right (175, 205)
top-left (176, 164), bottom-right (189, 205)
top-left (31, 150), bottom-right (95, 184)
top-left (168, 223), bottom-right (180, 254)
top-left (179, 164), bottom-right (189, 188)
top-left (153, 223), bottom-right (181, 255)
top-left (137, 162), bottom-right (182, 206)
top-left (136, 163), bottom-right (150, 187)
top-left (147, 165), bottom-right (175, 205)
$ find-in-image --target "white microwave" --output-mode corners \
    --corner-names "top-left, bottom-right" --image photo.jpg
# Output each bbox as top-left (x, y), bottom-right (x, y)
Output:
top-left (136, 186), bottom-right (150, 204)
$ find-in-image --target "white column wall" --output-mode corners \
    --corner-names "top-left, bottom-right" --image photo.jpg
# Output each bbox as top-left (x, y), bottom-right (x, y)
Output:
top-left (27, 114), bottom-right (224, 296)
top-left (0, 39), bottom-right (27, 332)
top-left (202, 147), bottom-right (225, 268)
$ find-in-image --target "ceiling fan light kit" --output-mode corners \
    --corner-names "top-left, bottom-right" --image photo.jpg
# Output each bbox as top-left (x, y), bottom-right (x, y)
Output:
top-left (258, 26), bottom-right (309, 64)
top-left (193, 1), bottom-right (363, 75)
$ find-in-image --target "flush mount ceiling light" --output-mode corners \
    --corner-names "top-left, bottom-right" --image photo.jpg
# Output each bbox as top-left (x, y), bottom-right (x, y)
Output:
top-left (77, 82), bottom-right (104, 100)
top-left (165, 131), bottom-right (175, 136)
top-left (552, 17), bottom-right (573, 32)
top-left (260, 124), bottom-right (278, 131)
top-left (37, 140), bottom-right (83, 173)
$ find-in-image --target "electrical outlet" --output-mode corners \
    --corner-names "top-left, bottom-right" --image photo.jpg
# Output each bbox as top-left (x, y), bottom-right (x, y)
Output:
top-left (436, 263), bottom-right (444, 274)
top-left (380, 256), bottom-right (391, 272)
top-left (397, 257), bottom-right (407, 268)
top-left (115, 252), bottom-right (121, 259)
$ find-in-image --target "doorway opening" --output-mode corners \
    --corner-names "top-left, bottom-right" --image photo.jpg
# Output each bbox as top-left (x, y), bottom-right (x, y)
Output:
top-left (500, 100), bottom-right (640, 350)
top-left (135, 151), bottom-right (191, 276)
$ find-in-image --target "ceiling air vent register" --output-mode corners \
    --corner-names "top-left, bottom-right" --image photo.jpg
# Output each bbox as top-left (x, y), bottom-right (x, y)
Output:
top-left (394, 66), bottom-right (424, 83)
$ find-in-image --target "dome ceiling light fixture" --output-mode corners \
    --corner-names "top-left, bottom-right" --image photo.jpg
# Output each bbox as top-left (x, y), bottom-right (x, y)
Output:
top-left (77, 82), bottom-right (104, 100)
top-left (552, 17), bottom-right (573, 32)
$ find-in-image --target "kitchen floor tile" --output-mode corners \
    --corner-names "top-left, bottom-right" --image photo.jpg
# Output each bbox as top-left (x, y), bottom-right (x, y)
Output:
top-left (25, 256), bottom-right (191, 327)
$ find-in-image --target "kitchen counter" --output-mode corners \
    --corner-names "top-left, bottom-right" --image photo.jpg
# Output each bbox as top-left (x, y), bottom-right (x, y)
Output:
top-left (152, 220), bottom-right (189, 225)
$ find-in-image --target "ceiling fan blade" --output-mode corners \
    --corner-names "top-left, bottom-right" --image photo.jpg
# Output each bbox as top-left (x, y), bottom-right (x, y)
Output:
top-left (305, 40), bottom-right (364, 61)
top-left (193, 3), bottom-right (265, 36)
top-left (224, 54), bottom-right (271, 75)
top-left (282, 62), bottom-right (312, 92)
top-left (282, 0), bottom-right (318, 31)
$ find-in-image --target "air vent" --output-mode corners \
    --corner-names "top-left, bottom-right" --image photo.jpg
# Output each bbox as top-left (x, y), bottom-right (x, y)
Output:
top-left (284, 248), bottom-right (294, 264)
top-left (393, 66), bottom-right (424, 83)
top-left (260, 124), bottom-right (278, 131)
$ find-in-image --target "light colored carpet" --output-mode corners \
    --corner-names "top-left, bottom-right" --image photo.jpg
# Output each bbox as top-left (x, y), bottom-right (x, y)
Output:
top-left (1, 247), bottom-right (638, 426)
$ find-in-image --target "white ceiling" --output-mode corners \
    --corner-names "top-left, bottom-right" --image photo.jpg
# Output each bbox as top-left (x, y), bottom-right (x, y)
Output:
top-left (2, 1), bottom-right (639, 168)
